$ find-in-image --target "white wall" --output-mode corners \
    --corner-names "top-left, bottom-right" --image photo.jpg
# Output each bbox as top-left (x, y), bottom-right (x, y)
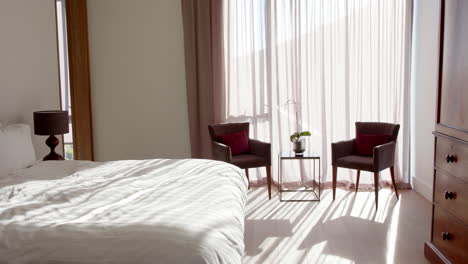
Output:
top-left (0, 0), bottom-right (62, 158)
top-left (410, 0), bottom-right (440, 201)
top-left (87, 0), bottom-right (191, 161)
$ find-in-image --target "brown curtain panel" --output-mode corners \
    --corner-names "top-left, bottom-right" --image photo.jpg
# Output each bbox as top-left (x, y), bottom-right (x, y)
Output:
top-left (181, 0), bottom-right (225, 159)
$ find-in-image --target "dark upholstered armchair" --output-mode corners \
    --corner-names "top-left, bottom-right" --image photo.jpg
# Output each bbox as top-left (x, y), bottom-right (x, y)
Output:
top-left (331, 122), bottom-right (400, 209)
top-left (208, 122), bottom-right (272, 199)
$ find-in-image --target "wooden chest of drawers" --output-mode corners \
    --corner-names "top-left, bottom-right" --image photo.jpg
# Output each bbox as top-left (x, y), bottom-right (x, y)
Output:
top-left (426, 134), bottom-right (468, 264)
top-left (425, 1), bottom-right (468, 263)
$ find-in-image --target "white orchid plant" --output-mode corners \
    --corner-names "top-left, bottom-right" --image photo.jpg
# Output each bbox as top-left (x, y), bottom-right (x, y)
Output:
top-left (284, 99), bottom-right (311, 142)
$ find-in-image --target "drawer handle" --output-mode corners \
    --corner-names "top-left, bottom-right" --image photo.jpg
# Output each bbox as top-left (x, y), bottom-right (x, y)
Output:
top-left (445, 154), bottom-right (457, 163)
top-left (444, 191), bottom-right (456, 200)
top-left (442, 232), bottom-right (452, 241)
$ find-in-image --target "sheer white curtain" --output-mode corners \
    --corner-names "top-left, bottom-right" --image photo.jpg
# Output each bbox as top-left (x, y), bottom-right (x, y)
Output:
top-left (223, 0), bottom-right (412, 189)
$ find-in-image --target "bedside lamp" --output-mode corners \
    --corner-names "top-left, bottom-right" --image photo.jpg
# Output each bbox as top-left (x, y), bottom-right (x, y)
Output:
top-left (33, 110), bottom-right (69, 161)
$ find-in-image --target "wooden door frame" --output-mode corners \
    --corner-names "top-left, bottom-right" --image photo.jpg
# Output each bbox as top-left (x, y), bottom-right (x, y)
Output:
top-left (55, 0), bottom-right (94, 160)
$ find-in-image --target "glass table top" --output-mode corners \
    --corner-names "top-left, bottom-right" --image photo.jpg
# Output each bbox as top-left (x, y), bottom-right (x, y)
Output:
top-left (279, 151), bottom-right (321, 159)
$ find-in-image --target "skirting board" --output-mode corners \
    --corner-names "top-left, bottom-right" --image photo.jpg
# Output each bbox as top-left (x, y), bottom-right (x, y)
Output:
top-left (412, 176), bottom-right (433, 202)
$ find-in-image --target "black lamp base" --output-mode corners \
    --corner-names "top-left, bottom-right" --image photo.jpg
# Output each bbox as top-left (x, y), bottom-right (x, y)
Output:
top-left (43, 135), bottom-right (64, 161)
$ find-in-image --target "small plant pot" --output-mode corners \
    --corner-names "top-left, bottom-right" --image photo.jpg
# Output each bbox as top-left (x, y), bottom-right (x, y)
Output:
top-left (293, 138), bottom-right (306, 154)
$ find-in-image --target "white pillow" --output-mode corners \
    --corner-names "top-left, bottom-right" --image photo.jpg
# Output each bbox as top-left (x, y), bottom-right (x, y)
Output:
top-left (0, 124), bottom-right (37, 176)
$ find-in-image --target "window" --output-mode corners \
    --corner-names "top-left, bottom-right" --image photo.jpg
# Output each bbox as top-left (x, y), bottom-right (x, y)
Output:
top-left (223, 0), bottom-right (412, 187)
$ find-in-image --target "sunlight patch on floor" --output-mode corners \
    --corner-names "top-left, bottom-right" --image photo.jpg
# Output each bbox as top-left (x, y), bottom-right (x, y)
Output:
top-left (243, 187), bottom-right (431, 264)
top-left (386, 199), bottom-right (401, 264)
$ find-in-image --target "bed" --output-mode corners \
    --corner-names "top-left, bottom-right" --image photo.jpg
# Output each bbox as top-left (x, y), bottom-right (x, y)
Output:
top-left (0, 157), bottom-right (247, 264)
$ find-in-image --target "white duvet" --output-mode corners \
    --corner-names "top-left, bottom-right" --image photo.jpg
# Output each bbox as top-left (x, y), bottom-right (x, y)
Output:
top-left (0, 159), bottom-right (247, 264)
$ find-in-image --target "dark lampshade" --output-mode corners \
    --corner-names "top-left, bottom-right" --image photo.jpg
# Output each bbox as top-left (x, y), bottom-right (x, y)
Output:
top-left (33, 111), bottom-right (69, 136)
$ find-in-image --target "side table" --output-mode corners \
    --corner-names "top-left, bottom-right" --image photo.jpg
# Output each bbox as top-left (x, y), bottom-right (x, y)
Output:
top-left (278, 151), bottom-right (321, 202)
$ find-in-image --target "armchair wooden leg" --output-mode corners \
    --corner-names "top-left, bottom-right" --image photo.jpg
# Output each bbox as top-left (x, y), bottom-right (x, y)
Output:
top-left (245, 169), bottom-right (250, 190)
top-left (355, 170), bottom-right (361, 192)
top-left (374, 172), bottom-right (379, 210)
top-left (266, 166), bottom-right (272, 200)
top-left (390, 166), bottom-right (399, 200)
top-left (332, 166), bottom-right (337, 200)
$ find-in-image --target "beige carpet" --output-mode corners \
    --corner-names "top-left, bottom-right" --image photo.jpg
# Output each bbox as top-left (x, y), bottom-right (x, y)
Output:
top-left (244, 187), bottom-right (431, 264)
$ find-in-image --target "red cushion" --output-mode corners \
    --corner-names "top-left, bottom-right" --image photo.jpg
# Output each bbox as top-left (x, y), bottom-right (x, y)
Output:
top-left (218, 131), bottom-right (250, 155)
top-left (355, 134), bottom-right (391, 156)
